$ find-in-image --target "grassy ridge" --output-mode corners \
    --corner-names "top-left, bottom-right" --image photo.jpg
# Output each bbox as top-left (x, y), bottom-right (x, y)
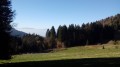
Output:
top-left (0, 44), bottom-right (120, 64)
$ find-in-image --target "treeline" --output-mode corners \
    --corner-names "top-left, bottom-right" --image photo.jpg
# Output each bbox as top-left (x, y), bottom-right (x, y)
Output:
top-left (46, 14), bottom-right (120, 47)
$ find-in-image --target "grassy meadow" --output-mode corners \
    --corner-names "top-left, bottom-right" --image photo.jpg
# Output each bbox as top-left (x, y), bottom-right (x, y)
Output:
top-left (1, 43), bottom-right (120, 65)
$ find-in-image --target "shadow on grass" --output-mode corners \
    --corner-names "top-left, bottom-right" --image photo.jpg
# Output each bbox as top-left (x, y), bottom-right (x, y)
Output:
top-left (1, 57), bottom-right (120, 67)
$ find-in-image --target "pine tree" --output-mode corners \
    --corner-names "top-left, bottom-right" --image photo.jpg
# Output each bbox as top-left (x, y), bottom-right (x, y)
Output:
top-left (0, 0), bottom-right (15, 59)
top-left (46, 29), bottom-right (50, 38)
top-left (49, 26), bottom-right (56, 48)
top-left (50, 26), bottom-right (56, 39)
top-left (57, 25), bottom-right (62, 42)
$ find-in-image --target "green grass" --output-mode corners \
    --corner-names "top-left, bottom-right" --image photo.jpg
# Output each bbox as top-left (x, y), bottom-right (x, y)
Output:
top-left (1, 44), bottom-right (120, 64)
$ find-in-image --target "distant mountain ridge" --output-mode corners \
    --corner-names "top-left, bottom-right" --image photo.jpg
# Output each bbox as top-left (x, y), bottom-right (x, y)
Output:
top-left (10, 28), bottom-right (27, 37)
top-left (15, 28), bottom-right (47, 37)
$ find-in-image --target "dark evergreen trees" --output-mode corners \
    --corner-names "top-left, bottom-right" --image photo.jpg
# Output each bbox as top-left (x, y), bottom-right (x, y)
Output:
top-left (57, 25), bottom-right (67, 42)
top-left (50, 26), bottom-right (56, 39)
top-left (49, 26), bottom-right (56, 48)
top-left (46, 29), bottom-right (50, 38)
top-left (46, 14), bottom-right (120, 47)
top-left (57, 25), bottom-right (62, 42)
top-left (0, 0), bottom-right (15, 59)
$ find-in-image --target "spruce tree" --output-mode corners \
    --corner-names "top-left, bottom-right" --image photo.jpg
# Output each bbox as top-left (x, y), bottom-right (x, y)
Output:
top-left (0, 0), bottom-right (14, 59)
top-left (48, 26), bottom-right (56, 48)
top-left (50, 26), bottom-right (56, 39)
top-left (46, 29), bottom-right (50, 38)
top-left (57, 25), bottom-right (62, 42)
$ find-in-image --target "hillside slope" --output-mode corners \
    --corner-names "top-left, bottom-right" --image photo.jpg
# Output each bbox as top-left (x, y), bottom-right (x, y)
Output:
top-left (10, 28), bottom-right (27, 37)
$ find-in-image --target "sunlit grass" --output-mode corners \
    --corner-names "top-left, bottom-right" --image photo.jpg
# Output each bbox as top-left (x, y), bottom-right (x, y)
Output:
top-left (0, 44), bottom-right (120, 64)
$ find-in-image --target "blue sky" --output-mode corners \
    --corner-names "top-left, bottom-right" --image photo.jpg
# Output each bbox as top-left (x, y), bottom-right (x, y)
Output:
top-left (12, 0), bottom-right (120, 36)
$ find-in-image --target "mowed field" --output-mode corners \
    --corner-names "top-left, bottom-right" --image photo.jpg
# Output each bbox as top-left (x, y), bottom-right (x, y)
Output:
top-left (1, 44), bottom-right (120, 67)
